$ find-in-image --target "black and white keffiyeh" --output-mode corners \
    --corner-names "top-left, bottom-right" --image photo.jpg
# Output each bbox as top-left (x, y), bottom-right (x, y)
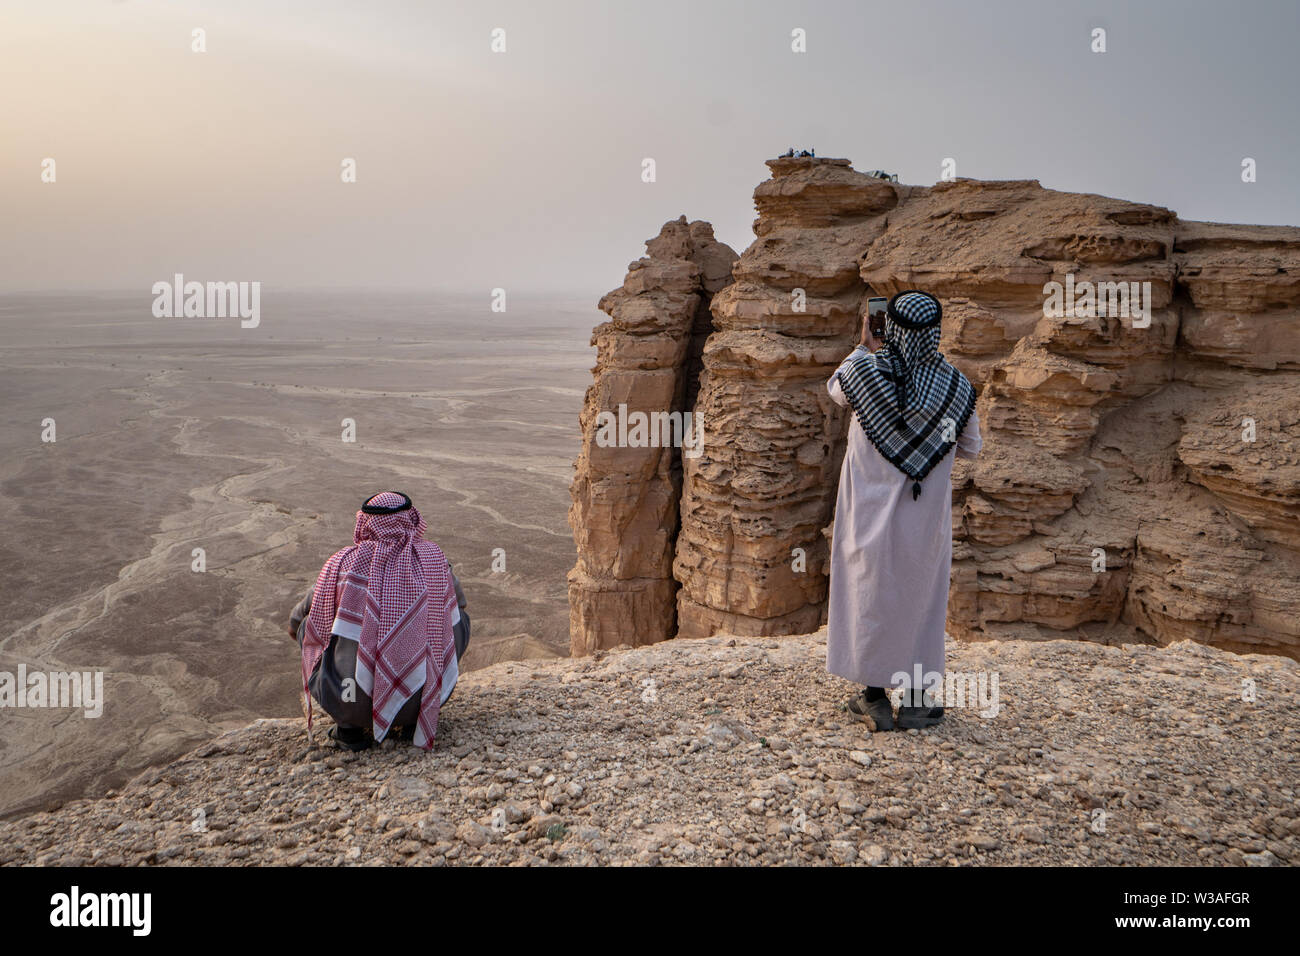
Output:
top-left (836, 290), bottom-right (976, 500)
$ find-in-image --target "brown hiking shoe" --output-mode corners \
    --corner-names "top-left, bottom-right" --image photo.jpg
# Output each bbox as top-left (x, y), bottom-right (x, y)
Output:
top-left (847, 691), bottom-right (896, 731)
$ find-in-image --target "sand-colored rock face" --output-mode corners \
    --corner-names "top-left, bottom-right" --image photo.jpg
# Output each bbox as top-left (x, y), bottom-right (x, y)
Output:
top-left (566, 217), bottom-right (737, 654)
top-left (570, 158), bottom-right (1300, 660)
top-left (674, 159), bottom-right (900, 639)
top-left (872, 182), bottom-right (1300, 659)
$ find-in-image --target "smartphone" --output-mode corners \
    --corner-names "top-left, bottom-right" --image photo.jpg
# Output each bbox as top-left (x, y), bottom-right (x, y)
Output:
top-left (867, 297), bottom-right (888, 338)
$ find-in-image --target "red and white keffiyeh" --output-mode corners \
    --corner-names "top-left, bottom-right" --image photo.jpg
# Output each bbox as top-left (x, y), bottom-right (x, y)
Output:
top-left (300, 492), bottom-right (456, 750)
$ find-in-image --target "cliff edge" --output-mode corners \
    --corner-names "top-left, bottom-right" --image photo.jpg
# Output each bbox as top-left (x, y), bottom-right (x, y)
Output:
top-left (3, 632), bottom-right (1295, 866)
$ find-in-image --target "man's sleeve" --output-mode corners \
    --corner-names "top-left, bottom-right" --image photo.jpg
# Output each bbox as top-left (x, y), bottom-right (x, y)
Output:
top-left (828, 345), bottom-right (869, 408)
top-left (956, 408), bottom-right (983, 460)
top-left (287, 590), bottom-right (312, 640)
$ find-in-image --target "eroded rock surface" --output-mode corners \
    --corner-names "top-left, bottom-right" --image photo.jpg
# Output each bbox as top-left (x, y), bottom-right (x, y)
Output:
top-left (569, 157), bottom-right (1300, 659)
top-left (873, 182), bottom-right (1300, 659)
top-left (566, 217), bottom-right (736, 654)
top-left (675, 159), bottom-right (903, 639)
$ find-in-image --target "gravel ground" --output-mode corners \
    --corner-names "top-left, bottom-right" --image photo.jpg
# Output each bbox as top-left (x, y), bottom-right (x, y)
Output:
top-left (2, 630), bottom-right (1297, 866)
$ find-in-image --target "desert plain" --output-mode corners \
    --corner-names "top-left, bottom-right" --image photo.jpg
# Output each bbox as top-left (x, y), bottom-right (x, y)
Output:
top-left (0, 289), bottom-right (593, 817)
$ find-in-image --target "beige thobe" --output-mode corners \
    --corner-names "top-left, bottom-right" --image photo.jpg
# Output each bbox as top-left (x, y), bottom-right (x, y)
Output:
top-left (825, 345), bottom-right (982, 688)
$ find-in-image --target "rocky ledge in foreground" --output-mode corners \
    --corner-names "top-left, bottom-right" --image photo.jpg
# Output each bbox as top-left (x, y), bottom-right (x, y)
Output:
top-left (2, 632), bottom-right (1297, 866)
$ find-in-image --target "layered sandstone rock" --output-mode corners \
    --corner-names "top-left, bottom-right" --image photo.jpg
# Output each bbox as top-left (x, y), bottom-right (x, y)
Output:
top-left (569, 157), bottom-right (1300, 660)
top-left (858, 179), bottom-right (1300, 659)
top-left (566, 217), bottom-right (736, 654)
top-left (673, 158), bottom-right (902, 639)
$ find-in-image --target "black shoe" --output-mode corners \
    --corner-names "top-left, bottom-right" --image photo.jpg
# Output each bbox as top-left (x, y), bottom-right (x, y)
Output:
top-left (328, 725), bottom-right (373, 751)
top-left (897, 705), bottom-right (945, 729)
top-left (391, 723), bottom-right (416, 743)
top-left (847, 691), bottom-right (895, 731)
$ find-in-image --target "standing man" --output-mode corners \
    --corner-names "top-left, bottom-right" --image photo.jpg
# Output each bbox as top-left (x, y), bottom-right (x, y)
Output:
top-left (826, 291), bottom-right (982, 730)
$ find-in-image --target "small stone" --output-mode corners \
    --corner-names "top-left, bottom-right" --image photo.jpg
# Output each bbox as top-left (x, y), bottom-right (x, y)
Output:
top-left (456, 821), bottom-right (492, 847)
top-left (860, 843), bottom-right (889, 866)
top-left (526, 815), bottom-right (564, 842)
top-left (417, 816), bottom-right (457, 844)
top-left (828, 841), bottom-right (858, 864)
top-left (1016, 825), bottom-right (1049, 844)
top-left (381, 775), bottom-right (432, 801)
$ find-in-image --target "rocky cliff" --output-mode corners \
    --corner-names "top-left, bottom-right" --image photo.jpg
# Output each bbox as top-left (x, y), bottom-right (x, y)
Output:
top-left (568, 157), bottom-right (1300, 659)
top-left (566, 217), bottom-right (737, 654)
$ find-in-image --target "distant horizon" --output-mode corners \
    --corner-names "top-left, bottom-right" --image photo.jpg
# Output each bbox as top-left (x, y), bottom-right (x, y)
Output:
top-left (0, 285), bottom-right (609, 297)
top-left (6, 161), bottom-right (1298, 297)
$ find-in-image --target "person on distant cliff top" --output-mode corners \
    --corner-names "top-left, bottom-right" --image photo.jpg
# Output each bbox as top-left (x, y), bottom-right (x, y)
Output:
top-left (827, 291), bottom-right (982, 731)
top-left (287, 492), bottom-right (470, 752)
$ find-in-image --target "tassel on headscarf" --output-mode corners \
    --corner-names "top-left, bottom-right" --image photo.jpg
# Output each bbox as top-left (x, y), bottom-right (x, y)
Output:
top-left (912, 481), bottom-right (921, 500)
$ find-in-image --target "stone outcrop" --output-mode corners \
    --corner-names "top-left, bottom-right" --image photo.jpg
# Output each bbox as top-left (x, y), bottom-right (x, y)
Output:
top-left (566, 217), bottom-right (737, 654)
top-left (674, 159), bottom-right (902, 639)
top-left (871, 182), bottom-right (1300, 659)
top-left (569, 157), bottom-right (1300, 660)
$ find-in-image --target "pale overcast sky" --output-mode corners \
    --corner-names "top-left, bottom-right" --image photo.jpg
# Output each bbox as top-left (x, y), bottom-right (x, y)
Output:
top-left (3, 0), bottom-right (1297, 294)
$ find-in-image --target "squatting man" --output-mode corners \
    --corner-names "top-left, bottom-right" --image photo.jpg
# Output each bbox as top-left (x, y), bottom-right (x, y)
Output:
top-left (288, 491), bottom-right (469, 751)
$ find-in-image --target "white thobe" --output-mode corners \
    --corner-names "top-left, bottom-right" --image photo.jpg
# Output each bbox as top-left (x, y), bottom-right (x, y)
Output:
top-left (825, 345), bottom-right (982, 688)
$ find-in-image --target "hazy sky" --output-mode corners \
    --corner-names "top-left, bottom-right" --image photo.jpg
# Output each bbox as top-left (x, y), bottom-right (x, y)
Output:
top-left (3, 0), bottom-right (1298, 296)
